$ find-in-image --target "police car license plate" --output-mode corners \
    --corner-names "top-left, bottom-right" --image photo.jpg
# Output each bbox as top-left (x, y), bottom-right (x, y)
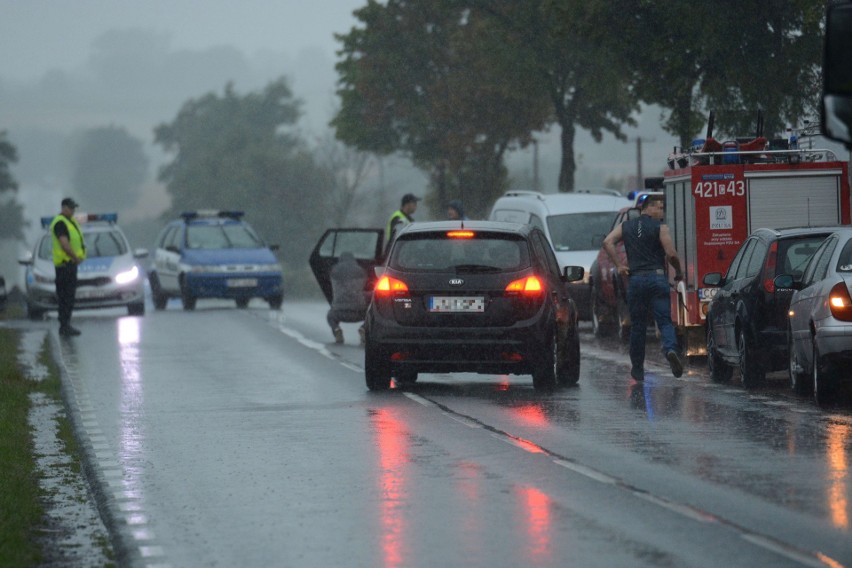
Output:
top-left (429, 296), bottom-right (485, 313)
top-left (76, 289), bottom-right (106, 299)
top-left (227, 278), bottom-right (257, 288)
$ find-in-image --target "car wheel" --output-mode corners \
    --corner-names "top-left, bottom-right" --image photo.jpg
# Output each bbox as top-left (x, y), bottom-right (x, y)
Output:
top-left (557, 325), bottom-right (581, 386)
top-left (267, 294), bottom-right (283, 310)
top-left (706, 324), bottom-right (733, 383)
top-left (27, 302), bottom-right (46, 320)
top-left (394, 369), bottom-right (418, 386)
top-left (737, 327), bottom-right (765, 387)
top-left (149, 272), bottom-right (168, 310)
top-left (365, 342), bottom-right (391, 391)
top-left (591, 284), bottom-right (614, 338)
top-left (532, 330), bottom-right (558, 391)
top-left (789, 327), bottom-right (811, 395)
top-left (179, 276), bottom-right (196, 311)
top-left (235, 298), bottom-right (250, 309)
top-left (616, 296), bottom-right (631, 343)
top-left (812, 339), bottom-right (836, 407)
top-left (127, 302), bottom-right (145, 316)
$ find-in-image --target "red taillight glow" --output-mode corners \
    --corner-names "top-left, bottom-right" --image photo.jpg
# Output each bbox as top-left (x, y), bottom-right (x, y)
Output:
top-left (375, 276), bottom-right (409, 296)
top-left (505, 276), bottom-right (544, 295)
top-left (447, 230), bottom-right (475, 239)
top-left (763, 241), bottom-right (778, 293)
top-left (828, 282), bottom-right (852, 321)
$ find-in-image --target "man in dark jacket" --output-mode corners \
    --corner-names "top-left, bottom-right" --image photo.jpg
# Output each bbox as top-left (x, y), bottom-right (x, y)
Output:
top-left (603, 194), bottom-right (683, 381)
top-left (327, 252), bottom-right (369, 345)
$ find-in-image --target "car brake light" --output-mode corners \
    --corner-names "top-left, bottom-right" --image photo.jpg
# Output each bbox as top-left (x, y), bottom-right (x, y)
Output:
top-left (505, 276), bottom-right (543, 295)
top-left (375, 275), bottom-right (409, 296)
top-left (447, 231), bottom-right (475, 238)
top-left (828, 282), bottom-right (852, 321)
top-left (763, 241), bottom-right (778, 293)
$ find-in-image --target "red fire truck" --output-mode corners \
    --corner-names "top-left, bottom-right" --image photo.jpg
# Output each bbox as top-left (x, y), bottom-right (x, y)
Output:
top-left (662, 130), bottom-right (850, 357)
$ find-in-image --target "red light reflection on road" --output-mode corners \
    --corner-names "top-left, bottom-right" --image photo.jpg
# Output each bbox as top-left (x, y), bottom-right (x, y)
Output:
top-left (370, 409), bottom-right (410, 568)
top-left (827, 422), bottom-right (849, 529)
top-left (519, 485), bottom-right (553, 564)
top-left (456, 461), bottom-right (485, 557)
top-left (511, 404), bottom-right (549, 428)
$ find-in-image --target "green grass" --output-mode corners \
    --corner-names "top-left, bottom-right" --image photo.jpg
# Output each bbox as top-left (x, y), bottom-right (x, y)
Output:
top-left (0, 328), bottom-right (45, 566)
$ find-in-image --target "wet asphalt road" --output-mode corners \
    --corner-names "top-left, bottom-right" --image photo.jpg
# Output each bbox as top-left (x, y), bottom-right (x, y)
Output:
top-left (44, 299), bottom-right (852, 567)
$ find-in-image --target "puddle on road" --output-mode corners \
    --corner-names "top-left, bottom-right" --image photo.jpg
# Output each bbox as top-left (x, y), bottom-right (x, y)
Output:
top-left (20, 330), bottom-right (114, 566)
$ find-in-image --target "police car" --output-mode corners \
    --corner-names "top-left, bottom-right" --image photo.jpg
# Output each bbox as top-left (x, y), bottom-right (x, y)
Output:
top-left (18, 213), bottom-right (148, 319)
top-left (149, 210), bottom-right (284, 310)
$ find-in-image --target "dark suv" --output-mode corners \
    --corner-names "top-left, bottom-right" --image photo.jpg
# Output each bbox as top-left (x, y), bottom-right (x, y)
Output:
top-left (362, 221), bottom-right (584, 391)
top-left (703, 227), bottom-right (834, 385)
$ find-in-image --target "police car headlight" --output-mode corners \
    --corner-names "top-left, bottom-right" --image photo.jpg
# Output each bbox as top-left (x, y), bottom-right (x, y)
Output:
top-left (115, 265), bottom-right (140, 285)
top-left (34, 271), bottom-right (55, 284)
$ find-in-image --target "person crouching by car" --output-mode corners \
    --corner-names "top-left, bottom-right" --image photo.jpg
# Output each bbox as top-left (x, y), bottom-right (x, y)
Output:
top-left (327, 252), bottom-right (369, 345)
top-left (51, 197), bottom-right (86, 337)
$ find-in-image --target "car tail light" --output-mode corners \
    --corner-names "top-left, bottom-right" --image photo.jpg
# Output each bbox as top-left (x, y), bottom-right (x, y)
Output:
top-left (763, 241), bottom-right (778, 293)
top-left (447, 231), bottom-right (475, 238)
top-left (505, 276), bottom-right (543, 295)
top-left (375, 275), bottom-right (409, 297)
top-left (828, 282), bottom-right (852, 321)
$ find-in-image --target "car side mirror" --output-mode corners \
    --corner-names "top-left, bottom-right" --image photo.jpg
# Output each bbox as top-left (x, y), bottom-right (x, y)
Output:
top-left (563, 265), bottom-right (584, 283)
top-left (134, 248), bottom-right (149, 259)
top-left (773, 274), bottom-right (801, 291)
top-left (18, 252), bottom-right (34, 266)
top-left (703, 272), bottom-right (723, 286)
top-left (821, 2), bottom-right (852, 148)
top-left (269, 244), bottom-right (280, 252)
top-left (165, 245), bottom-right (180, 253)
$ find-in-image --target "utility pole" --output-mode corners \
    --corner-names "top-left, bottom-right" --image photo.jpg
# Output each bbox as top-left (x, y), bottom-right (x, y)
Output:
top-left (629, 136), bottom-right (655, 189)
top-left (532, 138), bottom-right (539, 191)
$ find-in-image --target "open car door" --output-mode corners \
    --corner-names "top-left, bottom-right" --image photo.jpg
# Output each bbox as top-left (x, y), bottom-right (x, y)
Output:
top-left (309, 228), bottom-right (385, 305)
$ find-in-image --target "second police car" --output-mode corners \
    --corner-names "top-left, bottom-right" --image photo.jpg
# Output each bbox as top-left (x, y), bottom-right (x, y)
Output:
top-left (149, 210), bottom-right (284, 310)
top-left (18, 213), bottom-right (148, 319)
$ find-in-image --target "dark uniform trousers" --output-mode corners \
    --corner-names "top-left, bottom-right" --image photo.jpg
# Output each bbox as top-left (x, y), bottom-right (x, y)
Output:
top-left (55, 263), bottom-right (78, 329)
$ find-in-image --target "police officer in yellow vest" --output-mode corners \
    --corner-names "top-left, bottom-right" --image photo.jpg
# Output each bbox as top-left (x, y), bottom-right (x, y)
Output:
top-left (51, 197), bottom-right (86, 336)
top-left (386, 193), bottom-right (420, 245)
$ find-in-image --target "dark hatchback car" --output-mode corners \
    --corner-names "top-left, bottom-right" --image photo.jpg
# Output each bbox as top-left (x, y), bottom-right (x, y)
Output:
top-left (703, 227), bottom-right (834, 386)
top-left (361, 221), bottom-right (584, 391)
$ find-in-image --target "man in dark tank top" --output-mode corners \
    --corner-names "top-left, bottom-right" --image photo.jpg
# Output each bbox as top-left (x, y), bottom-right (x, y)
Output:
top-left (603, 194), bottom-right (684, 381)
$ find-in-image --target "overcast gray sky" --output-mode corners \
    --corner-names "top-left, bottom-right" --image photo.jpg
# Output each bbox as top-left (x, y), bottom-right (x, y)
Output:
top-left (0, 0), bottom-right (364, 81)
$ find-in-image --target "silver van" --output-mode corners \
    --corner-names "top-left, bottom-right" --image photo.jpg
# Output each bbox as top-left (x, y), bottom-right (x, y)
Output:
top-left (489, 190), bottom-right (629, 320)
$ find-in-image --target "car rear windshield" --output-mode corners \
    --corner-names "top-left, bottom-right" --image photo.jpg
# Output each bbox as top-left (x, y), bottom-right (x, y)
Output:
top-left (187, 223), bottom-right (263, 249)
top-left (389, 234), bottom-right (530, 272)
top-left (547, 212), bottom-right (616, 252)
top-left (837, 237), bottom-right (852, 272)
top-left (778, 236), bottom-right (827, 279)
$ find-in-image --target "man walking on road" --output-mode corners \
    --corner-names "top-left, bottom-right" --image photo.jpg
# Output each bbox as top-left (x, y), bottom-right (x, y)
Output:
top-left (50, 197), bottom-right (86, 337)
top-left (602, 194), bottom-right (683, 381)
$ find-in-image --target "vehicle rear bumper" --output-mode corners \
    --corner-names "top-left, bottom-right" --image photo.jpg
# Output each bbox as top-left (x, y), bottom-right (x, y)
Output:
top-left (366, 310), bottom-right (552, 374)
top-left (816, 325), bottom-right (852, 376)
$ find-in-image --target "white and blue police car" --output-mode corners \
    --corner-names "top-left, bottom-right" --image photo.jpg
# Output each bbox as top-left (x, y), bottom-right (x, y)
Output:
top-left (149, 210), bottom-right (283, 310)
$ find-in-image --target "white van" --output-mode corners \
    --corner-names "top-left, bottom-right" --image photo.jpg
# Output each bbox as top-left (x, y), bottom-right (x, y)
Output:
top-left (489, 190), bottom-right (630, 320)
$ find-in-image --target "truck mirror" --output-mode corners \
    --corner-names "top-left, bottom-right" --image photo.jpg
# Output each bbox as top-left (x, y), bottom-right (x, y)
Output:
top-left (821, 2), bottom-right (852, 148)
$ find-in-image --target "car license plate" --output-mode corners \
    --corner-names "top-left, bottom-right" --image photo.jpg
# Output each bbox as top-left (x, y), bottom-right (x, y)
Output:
top-left (76, 289), bottom-right (106, 299)
top-left (429, 296), bottom-right (485, 313)
top-left (227, 278), bottom-right (257, 288)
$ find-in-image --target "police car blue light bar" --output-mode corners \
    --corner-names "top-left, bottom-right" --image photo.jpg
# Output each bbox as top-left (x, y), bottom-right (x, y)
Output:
top-left (180, 210), bottom-right (245, 221)
top-left (40, 212), bottom-right (118, 228)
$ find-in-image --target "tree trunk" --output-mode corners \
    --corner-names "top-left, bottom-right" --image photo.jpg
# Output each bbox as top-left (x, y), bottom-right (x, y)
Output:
top-left (558, 119), bottom-right (576, 193)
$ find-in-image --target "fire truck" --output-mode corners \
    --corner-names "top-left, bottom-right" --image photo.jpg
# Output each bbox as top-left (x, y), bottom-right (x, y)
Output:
top-left (662, 115), bottom-right (851, 356)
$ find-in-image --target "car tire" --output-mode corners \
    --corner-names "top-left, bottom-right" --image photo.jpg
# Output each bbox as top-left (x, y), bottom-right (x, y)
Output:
top-left (812, 339), bottom-right (835, 407)
top-left (267, 294), bottom-right (283, 310)
top-left (365, 342), bottom-right (391, 391)
top-left (127, 302), bottom-right (145, 316)
top-left (532, 330), bottom-right (558, 391)
top-left (557, 326), bottom-right (581, 386)
top-left (737, 327), bottom-right (765, 387)
top-left (707, 324), bottom-right (733, 383)
top-left (149, 272), bottom-right (168, 310)
top-left (591, 286), bottom-right (615, 338)
top-left (235, 298), bottom-right (250, 309)
top-left (789, 327), bottom-right (811, 395)
top-left (179, 276), bottom-right (196, 311)
top-left (27, 302), bottom-right (46, 320)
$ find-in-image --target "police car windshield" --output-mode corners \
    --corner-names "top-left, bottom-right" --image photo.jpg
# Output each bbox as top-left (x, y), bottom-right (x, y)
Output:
top-left (390, 235), bottom-right (529, 272)
top-left (547, 212), bottom-right (616, 251)
top-left (187, 223), bottom-right (262, 249)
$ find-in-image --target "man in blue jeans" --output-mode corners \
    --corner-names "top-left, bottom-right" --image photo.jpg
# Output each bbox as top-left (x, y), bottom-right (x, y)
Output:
top-left (603, 194), bottom-right (684, 381)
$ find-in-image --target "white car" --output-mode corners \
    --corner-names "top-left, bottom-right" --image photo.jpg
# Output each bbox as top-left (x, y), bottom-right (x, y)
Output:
top-left (489, 190), bottom-right (629, 320)
top-left (18, 213), bottom-right (148, 319)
